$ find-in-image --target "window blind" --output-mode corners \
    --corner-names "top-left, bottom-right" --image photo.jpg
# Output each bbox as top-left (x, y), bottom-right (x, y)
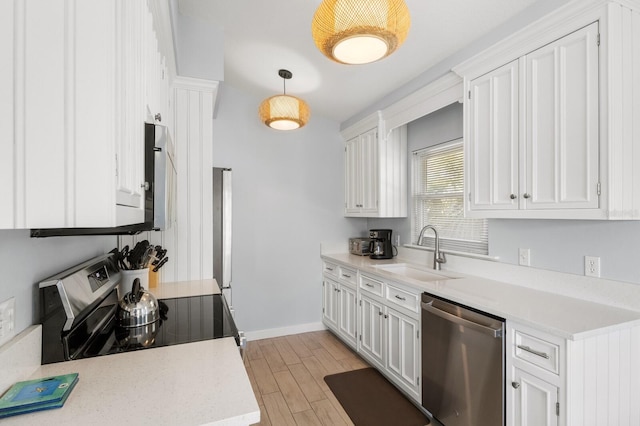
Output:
top-left (412, 140), bottom-right (488, 255)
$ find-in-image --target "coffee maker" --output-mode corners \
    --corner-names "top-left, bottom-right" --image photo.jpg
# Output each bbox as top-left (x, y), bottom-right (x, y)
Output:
top-left (369, 229), bottom-right (393, 259)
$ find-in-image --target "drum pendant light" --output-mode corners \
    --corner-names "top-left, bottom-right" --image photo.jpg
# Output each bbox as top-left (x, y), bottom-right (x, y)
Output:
top-left (311, 0), bottom-right (411, 65)
top-left (259, 69), bottom-right (310, 130)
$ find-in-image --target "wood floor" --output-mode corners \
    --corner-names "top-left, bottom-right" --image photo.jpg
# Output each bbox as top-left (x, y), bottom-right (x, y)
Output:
top-left (245, 330), bottom-right (371, 426)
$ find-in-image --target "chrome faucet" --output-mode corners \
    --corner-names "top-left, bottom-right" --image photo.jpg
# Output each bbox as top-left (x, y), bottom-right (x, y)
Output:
top-left (417, 225), bottom-right (446, 270)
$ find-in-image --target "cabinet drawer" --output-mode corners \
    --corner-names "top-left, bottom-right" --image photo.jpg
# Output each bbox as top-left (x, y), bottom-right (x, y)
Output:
top-left (385, 284), bottom-right (419, 313)
top-left (323, 261), bottom-right (339, 277)
top-left (514, 330), bottom-right (560, 375)
top-left (360, 275), bottom-right (383, 297)
top-left (339, 266), bottom-right (358, 285)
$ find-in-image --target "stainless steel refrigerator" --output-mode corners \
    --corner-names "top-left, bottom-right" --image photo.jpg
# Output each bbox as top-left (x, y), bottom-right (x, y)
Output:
top-left (212, 167), bottom-right (232, 304)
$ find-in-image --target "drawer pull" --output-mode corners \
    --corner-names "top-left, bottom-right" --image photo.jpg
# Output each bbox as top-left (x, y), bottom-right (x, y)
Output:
top-left (394, 295), bottom-right (406, 301)
top-left (517, 344), bottom-right (550, 359)
top-left (342, 274), bottom-right (352, 278)
top-left (365, 283), bottom-right (374, 288)
top-left (326, 267), bottom-right (334, 271)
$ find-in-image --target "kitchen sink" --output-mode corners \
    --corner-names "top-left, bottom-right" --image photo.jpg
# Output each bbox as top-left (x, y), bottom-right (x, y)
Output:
top-left (372, 263), bottom-right (456, 282)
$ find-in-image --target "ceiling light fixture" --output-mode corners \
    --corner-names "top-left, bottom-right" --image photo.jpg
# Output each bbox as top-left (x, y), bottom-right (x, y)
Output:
top-left (258, 69), bottom-right (310, 131)
top-left (311, 0), bottom-right (411, 65)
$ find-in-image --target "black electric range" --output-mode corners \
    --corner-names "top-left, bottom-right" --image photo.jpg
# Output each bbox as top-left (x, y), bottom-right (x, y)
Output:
top-left (39, 254), bottom-right (240, 365)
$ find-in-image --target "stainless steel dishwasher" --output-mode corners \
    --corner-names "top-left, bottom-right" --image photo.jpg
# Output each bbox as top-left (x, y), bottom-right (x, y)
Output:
top-left (421, 292), bottom-right (505, 426)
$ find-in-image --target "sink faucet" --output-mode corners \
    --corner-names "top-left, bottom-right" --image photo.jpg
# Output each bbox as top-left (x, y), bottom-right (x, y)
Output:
top-left (417, 225), bottom-right (446, 270)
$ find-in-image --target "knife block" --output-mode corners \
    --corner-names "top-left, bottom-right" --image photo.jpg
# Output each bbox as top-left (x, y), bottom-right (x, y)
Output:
top-left (148, 268), bottom-right (159, 288)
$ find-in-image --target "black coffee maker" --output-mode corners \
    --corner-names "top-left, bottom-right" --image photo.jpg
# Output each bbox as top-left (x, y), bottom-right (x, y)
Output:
top-left (369, 229), bottom-right (393, 259)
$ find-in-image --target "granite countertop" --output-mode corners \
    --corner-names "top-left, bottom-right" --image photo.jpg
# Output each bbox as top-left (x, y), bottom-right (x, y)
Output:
top-left (322, 253), bottom-right (640, 340)
top-left (2, 335), bottom-right (259, 426)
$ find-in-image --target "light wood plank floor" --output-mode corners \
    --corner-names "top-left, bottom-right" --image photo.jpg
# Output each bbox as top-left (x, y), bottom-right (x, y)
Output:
top-left (245, 330), bottom-right (371, 426)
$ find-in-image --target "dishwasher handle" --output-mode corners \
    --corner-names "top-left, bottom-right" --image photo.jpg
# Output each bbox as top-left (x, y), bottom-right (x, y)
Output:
top-left (421, 301), bottom-right (503, 338)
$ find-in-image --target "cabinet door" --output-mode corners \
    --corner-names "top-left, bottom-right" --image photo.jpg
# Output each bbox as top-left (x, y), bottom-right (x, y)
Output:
top-left (359, 295), bottom-right (385, 369)
top-left (344, 137), bottom-right (361, 214)
top-left (114, 0), bottom-right (145, 212)
top-left (338, 284), bottom-right (357, 348)
top-left (468, 60), bottom-right (520, 211)
top-left (511, 367), bottom-right (558, 426)
top-left (322, 278), bottom-right (339, 330)
top-left (0, 0), bottom-right (15, 227)
top-left (386, 308), bottom-right (420, 397)
top-left (359, 128), bottom-right (379, 214)
top-left (524, 22), bottom-right (599, 210)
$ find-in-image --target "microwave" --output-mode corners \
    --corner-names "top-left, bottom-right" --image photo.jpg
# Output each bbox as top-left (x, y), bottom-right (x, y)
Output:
top-left (31, 123), bottom-right (176, 237)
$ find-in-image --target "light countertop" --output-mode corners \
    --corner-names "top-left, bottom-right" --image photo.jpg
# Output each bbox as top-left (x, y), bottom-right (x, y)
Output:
top-left (149, 278), bottom-right (221, 299)
top-left (2, 335), bottom-right (260, 426)
top-left (322, 253), bottom-right (640, 340)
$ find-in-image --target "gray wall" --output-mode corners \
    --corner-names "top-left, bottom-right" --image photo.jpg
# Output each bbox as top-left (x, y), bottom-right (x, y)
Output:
top-left (212, 83), bottom-right (366, 333)
top-left (370, 103), bottom-right (640, 286)
top-left (0, 231), bottom-right (115, 336)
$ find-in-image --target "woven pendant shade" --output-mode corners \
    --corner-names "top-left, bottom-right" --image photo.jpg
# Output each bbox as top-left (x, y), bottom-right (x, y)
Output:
top-left (312, 0), bottom-right (411, 65)
top-left (259, 69), bottom-right (310, 130)
top-left (259, 94), bottom-right (310, 130)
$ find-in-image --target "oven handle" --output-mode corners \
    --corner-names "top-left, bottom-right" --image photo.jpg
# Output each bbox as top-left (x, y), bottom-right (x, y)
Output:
top-left (421, 301), bottom-right (502, 338)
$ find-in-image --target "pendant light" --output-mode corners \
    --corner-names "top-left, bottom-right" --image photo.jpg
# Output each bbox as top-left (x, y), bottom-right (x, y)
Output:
top-left (259, 69), bottom-right (310, 130)
top-left (311, 0), bottom-right (411, 65)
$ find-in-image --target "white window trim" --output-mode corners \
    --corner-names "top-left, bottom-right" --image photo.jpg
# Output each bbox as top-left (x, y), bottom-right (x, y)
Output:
top-left (410, 138), bottom-right (489, 256)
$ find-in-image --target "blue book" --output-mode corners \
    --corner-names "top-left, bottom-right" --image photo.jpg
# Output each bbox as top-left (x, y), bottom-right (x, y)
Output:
top-left (0, 373), bottom-right (79, 418)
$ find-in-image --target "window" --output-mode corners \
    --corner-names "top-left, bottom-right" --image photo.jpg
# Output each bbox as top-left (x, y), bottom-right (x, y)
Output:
top-left (412, 139), bottom-right (488, 255)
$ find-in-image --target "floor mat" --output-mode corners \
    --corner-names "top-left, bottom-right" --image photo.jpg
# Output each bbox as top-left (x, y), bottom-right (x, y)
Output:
top-left (324, 367), bottom-right (430, 426)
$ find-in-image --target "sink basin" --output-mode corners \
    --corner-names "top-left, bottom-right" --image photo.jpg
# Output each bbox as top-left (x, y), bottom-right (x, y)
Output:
top-left (372, 263), bottom-right (455, 282)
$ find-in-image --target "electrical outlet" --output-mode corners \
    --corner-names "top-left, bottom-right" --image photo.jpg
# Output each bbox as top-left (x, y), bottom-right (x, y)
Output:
top-left (519, 248), bottom-right (531, 266)
top-left (585, 256), bottom-right (601, 278)
top-left (0, 297), bottom-right (16, 347)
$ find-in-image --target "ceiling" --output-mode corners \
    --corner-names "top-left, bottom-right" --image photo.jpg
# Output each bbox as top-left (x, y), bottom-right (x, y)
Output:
top-left (177, 0), bottom-right (540, 124)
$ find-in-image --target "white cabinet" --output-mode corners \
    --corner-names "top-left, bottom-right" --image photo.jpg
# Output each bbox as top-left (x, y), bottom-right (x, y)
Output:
top-left (345, 129), bottom-right (378, 215)
top-left (322, 266), bottom-right (358, 349)
top-left (465, 23), bottom-right (600, 218)
top-left (386, 308), bottom-right (420, 396)
top-left (357, 273), bottom-right (421, 402)
top-left (507, 322), bottom-right (564, 426)
top-left (511, 367), bottom-right (559, 426)
top-left (342, 112), bottom-right (407, 218)
top-left (468, 60), bottom-right (520, 211)
top-left (1, 0), bottom-right (170, 229)
top-left (322, 277), bottom-right (339, 330)
top-left (359, 293), bottom-right (386, 369)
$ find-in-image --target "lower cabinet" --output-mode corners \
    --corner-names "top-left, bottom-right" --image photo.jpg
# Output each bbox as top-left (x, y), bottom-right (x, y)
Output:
top-left (358, 288), bottom-right (421, 402)
top-left (511, 367), bottom-right (559, 426)
top-left (386, 308), bottom-right (420, 397)
top-left (322, 276), bottom-right (358, 349)
top-left (507, 322), bottom-right (563, 426)
top-left (359, 294), bottom-right (386, 369)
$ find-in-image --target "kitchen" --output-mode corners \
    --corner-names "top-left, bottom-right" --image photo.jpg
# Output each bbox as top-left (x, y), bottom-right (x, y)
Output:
top-left (2, 0), bottom-right (640, 425)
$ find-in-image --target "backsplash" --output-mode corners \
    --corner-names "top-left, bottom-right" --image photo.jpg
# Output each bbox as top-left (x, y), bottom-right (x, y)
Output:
top-left (0, 230), bottom-right (115, 338)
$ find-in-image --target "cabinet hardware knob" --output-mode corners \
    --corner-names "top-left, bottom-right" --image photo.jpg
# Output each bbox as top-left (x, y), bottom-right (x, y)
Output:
top-left (155, 113), bottom-right (162, 122)
top-left (378, 311), bottom-right (383, 316)
top-left (512, 381), bottom-right (520, 389)
top-left (510, 194), bottom-right (517, 200)
top-left (384, 314), bottom-right (388, 319)
top-left (523, 193), bottom-right (531, 199)
top-left (141, 182), bottom-right (150, 191)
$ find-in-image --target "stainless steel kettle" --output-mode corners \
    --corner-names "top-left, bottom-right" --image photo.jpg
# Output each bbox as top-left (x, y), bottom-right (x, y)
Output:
top-left (117, 278), bottom-right (159, 327)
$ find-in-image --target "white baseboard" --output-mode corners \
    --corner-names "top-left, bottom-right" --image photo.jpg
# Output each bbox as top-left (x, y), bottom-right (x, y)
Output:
top-left (244, 322), bottom-right (326, 341)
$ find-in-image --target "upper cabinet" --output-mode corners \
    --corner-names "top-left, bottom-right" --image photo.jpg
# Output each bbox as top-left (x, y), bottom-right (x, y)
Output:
top-left (455, 1), bottom-right (640, 220)
top-left (342, 112), bottom-right (408, 218)
top-left (0, 0), bottom-right (171, 229)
